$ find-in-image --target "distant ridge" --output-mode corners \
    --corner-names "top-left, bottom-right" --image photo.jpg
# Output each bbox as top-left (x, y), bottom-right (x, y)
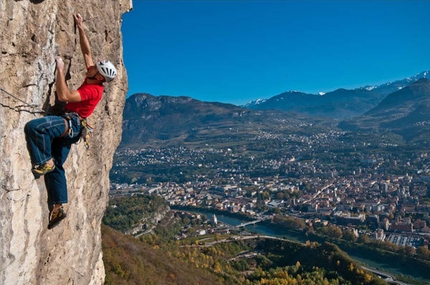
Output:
top-left (122, 93), bottom-right (286, 147)
top-left (122, 72), bottom-right (430, 147)
top-left (244, 71), bottom-right (430, 119)
top-left (358, 70), bottom-right (430, 95)
top-left (339, 78), bottom-right (430, 142)
top-left (120, 93), bottom-right (332, 147)
top-left (122, 93), bottom-right (246, 146)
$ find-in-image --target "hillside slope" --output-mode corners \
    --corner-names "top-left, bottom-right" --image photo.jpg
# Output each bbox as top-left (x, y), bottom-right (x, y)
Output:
top-left (339, 79), bottom-right (430, 142)
top-left (121, 93), bottom-right (334, 148)
top-left (102, 225), bottom-right (226, 285)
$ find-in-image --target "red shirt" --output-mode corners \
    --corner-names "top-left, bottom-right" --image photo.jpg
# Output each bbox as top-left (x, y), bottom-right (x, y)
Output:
top-left (65, 80), bottom-right (104, 118)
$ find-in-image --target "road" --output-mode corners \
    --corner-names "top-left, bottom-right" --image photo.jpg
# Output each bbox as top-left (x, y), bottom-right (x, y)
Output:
top-left (361, 266), bottom-right (411, 285)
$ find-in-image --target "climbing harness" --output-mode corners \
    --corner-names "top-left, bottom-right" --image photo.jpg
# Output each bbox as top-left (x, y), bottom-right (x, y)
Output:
top-left (61, 112), bottom-right (93, 149)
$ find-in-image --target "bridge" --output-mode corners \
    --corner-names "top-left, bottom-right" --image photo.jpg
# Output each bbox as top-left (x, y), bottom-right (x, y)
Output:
top-left (236, 216), bottom-right (270, 228)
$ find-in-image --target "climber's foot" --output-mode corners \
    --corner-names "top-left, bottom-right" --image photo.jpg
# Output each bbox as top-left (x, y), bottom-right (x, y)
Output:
top-left (32, 162), bottom-right (55, 176)
top-left (48, 205), bottom-right (66, 229)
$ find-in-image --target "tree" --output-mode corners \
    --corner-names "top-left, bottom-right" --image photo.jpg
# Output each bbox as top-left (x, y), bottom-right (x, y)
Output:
top-left (357, 234), bottom-right (370, 244)
top-left (182, 217), bottom-right (190, 225)
top-left (399, 245), bottom-right (416, 257)
top-left (417, 246), bottom-right (430, 260)
top-left (326, 225), bottom-right (342, 239)
top-left (342, 229), bottom-right (357, 243)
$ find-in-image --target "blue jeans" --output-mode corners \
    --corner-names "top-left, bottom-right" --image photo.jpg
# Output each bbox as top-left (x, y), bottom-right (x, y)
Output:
top-left (24, 114), bottom-right (81, 204)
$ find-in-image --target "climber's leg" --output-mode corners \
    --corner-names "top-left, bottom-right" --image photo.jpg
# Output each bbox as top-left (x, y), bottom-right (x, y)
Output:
top-left (45, 138), bottom-right (72, 205)
top-left (24, 116), bottom-right (66, 167)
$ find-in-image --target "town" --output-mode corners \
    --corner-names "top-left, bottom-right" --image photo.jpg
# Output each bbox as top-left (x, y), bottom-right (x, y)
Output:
top-left (110, 129), bottom-right (430, 252)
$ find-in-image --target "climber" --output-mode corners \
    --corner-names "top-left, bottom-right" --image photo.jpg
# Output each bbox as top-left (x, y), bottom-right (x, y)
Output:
top-left (24, 13), bottom-right (117, 229)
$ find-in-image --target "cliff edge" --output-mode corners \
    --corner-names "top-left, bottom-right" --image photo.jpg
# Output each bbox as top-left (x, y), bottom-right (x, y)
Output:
top-left (0, 1), bottom-right (131, 284)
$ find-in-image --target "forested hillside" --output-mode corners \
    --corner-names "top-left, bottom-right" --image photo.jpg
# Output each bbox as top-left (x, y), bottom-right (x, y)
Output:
top-left (102, 224), bottom-right (388, 285)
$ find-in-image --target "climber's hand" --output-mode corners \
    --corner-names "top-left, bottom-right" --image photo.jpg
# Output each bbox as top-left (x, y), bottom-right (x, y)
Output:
top-left (55, 56), bottom-right (64, 72)
top-left (73, 13), bottom-right (83, 28)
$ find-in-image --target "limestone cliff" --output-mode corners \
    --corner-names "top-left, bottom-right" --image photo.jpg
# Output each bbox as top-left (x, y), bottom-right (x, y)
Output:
top-left (0, 1), bottom-right (131, 284)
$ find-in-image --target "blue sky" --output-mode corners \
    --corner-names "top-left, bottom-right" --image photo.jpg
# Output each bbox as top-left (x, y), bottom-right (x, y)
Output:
top-left (122, 0), bottom-right (430, 105)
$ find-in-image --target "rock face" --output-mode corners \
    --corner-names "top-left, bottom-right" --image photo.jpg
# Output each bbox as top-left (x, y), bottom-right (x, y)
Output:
top-left (0, 1), bottom-right (131, 284)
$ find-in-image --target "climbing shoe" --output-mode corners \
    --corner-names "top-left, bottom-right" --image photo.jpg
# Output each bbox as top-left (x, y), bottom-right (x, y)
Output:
top-left (48, 206), bottom-right (66, 229)
top-left (32, 163), bottom-right (55, 176)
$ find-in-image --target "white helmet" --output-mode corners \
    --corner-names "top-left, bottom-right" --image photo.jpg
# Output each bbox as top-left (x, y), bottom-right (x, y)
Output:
top-left (96, 60), bottom-right (117, 82)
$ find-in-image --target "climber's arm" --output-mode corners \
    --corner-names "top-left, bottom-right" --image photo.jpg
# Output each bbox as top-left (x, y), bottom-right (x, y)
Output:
top-left (55, 57), bottom-right (82, 103)
top-left (74, 13), bottom-right (94, 70)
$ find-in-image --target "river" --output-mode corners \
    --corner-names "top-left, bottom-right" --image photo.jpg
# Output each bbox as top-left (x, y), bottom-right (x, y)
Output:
top-left (211, 212), bottom-right (305, 242)
top-left (183, 209), bottom-right (428, 284)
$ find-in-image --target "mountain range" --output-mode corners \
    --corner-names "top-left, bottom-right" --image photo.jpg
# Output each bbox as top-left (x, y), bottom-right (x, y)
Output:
top-left (244, 71), bottom-right (429, 118)
top-left (339, 78), bottom-right (430, 142)
top-left (121, 93), bottom-right (328, 147)
top-left (121, 71), bottom-right (430, 147)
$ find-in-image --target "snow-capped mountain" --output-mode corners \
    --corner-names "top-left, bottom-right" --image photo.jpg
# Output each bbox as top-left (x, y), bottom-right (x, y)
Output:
top-left (243, 98), bottom-right (267, 108)
top-left (243, 71), bottom-right (430, 119)
top-left (359, 71), bottom-right (429, 95)
top-left (244, 71), bottom-right (429, 109)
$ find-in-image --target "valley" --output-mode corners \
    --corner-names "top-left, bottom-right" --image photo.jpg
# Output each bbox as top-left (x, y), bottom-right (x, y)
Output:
top-left (104, 77), bottom-right (430, 284)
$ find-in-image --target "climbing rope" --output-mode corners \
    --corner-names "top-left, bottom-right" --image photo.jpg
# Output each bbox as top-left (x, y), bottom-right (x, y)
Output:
top-left (0, 86), bottom-right (46, 114)
top-left (1, 86), bottom-right (93, 149)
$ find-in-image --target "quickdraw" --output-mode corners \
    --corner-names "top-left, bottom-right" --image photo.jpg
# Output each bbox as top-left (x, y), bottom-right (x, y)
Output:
top-left (80, 119), bottom-right (93, 149)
